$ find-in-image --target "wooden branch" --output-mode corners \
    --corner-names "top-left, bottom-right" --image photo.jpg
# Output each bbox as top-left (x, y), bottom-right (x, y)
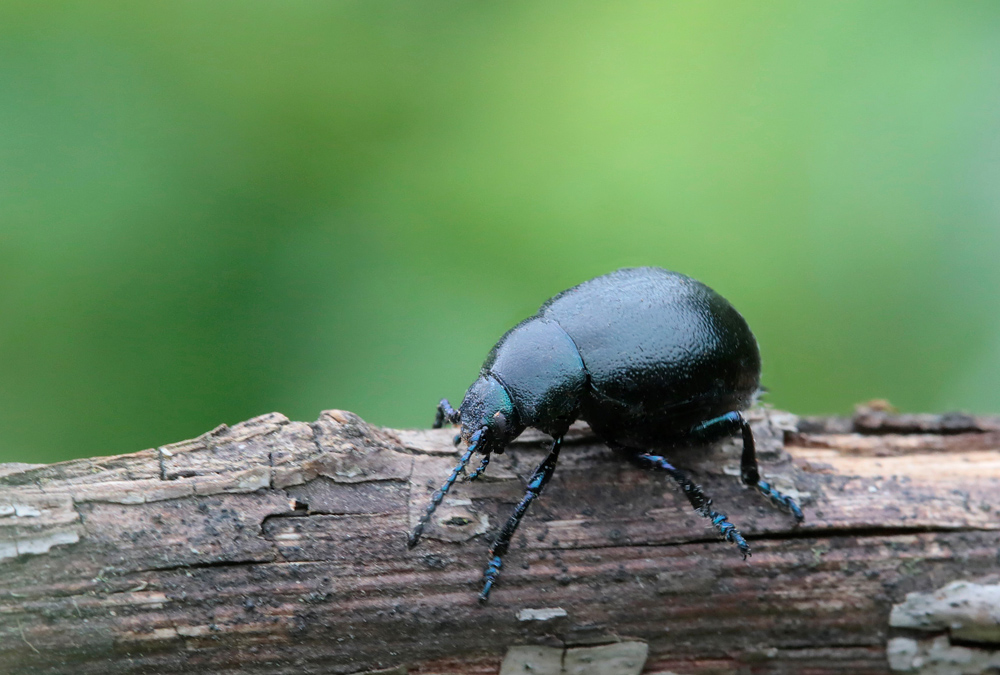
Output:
top-left (1, 406), bottom-right (998, 675)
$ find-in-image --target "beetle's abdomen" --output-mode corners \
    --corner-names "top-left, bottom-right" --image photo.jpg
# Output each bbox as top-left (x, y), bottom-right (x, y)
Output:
top-left (482, 317), bottom-right (587, 437)
top-left (540, 268), bottom-right (760, 444)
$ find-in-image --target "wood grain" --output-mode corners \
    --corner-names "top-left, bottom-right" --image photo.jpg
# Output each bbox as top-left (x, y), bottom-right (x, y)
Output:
top-left (0, 406), bottom-right (997, 675)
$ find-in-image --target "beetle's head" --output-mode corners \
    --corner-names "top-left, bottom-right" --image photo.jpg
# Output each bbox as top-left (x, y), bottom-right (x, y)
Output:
top-left (459, 374), bottom-right (523, 455)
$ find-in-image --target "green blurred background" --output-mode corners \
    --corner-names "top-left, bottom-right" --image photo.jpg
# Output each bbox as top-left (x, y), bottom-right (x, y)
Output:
top-left (1, 2), bottom-right (999, 464)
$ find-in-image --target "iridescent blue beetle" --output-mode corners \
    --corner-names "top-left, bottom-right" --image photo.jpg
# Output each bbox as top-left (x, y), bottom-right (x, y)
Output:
top-left (408, 267), bottom-right (803, 602)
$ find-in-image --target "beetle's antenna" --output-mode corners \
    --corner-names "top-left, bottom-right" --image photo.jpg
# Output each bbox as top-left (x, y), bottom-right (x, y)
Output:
top-left (408, 427), bottom-right (485, 549)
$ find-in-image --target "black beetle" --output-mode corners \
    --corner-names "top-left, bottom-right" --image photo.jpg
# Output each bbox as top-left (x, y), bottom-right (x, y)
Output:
top-left (408, 267), bottom-right (802, 602)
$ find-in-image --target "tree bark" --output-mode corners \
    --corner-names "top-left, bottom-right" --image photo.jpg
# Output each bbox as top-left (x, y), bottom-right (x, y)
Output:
top-left (0, 406), bottom-right (998, 675)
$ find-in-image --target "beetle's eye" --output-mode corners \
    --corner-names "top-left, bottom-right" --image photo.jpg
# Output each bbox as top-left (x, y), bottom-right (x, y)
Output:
top-left (492, 411), bottom-right (508, 435)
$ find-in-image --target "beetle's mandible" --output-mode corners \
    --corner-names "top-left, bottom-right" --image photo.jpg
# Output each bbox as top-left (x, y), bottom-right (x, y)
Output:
top-left (408, 267), bottom-right (803, 602)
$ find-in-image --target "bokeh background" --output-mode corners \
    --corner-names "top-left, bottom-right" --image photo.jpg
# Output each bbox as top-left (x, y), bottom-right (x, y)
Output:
top-left (2, 2), bottom-right (999, 464)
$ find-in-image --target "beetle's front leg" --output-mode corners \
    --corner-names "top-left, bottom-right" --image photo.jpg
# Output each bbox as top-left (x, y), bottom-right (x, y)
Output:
top-left (465, 453), bottom-right (490, 481)
top-left (433, 398), bottom-right (461, 429)
top-left (479, 436), bottom-right (562, 603)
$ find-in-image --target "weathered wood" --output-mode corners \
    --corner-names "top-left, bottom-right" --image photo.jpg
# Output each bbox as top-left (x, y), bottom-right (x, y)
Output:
top-left (0, 406), bottom-right (998, 675)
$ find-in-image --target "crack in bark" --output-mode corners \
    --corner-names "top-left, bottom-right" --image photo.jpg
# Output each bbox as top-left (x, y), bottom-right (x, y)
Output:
top-left (773, 642), bottom-right (887, 650)
top-left (140, 557), bottom-right (276, 574)
top-left (753, 523), bottom-right (993, 542)
top-left (508, 523), bottom-right (995, 556)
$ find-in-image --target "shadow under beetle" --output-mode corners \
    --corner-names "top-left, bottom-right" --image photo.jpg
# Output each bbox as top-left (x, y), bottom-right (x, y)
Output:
top-left (408, 267), bottom-right (803, 602)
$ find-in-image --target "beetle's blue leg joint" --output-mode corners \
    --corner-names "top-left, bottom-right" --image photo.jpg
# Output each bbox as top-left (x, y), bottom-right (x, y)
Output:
top-left (690, 411), bottom-right (743, 439)
top-left (433, 398), bottom-right (461, 429)
top-left (408, 428), bottom-right (484, 548)
top-left (478, 436), bottom-right (563, 603)
top-left (634, 453), bottom-right (751, 559)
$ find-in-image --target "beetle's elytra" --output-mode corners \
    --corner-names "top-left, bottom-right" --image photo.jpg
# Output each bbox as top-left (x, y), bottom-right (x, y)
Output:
top-left (408, 267), bottom-right (803, 602)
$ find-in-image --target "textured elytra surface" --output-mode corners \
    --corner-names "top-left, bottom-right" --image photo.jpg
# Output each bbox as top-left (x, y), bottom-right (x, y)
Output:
top-left (534, 267), bottom-right (761, 446)
top-left (0, 407), bottom-right (998, 674)
top-left (470, 267), bottom-right (762, 444)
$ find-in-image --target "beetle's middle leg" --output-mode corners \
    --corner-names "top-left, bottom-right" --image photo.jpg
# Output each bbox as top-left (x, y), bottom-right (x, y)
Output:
top-left (479, 436), bottom-right (563, 603)
top-left (689, 412), bottom-right (803, 521)
top-left (632, 453), bottom-right (751, 559)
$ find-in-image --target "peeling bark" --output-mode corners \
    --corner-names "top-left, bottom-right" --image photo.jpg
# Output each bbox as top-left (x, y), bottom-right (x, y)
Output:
top-left (0, 406), bottom-right (998, 675)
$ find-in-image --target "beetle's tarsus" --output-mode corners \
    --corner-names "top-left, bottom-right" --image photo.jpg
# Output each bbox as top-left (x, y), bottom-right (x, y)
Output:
top-left (479, 556), bottom-right (502, 603)
top-left (704, 507), bottom-right (751, 558)
top-left (756, 480), bottom-right (805, 521)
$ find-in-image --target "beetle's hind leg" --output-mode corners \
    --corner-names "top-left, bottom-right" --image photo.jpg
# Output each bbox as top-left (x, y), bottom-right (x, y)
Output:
top-left (479, 436), bottom-right (563, 603)
top-left (433, 398), bottom-right (461, 429)
top-left (632, 453), bottom-right (751, 559)
top-left (691, 412), bottom-right (804, 521)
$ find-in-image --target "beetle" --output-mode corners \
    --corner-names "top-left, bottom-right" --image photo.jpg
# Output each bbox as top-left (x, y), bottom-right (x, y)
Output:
top-left (408, 267), bottom-right (803, 602)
